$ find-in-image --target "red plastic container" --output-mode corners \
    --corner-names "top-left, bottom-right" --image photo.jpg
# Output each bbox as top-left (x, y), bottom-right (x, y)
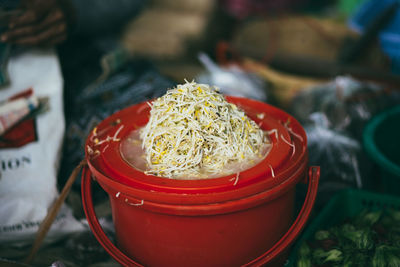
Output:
top-left (81, 96), bottom-right (320, 267)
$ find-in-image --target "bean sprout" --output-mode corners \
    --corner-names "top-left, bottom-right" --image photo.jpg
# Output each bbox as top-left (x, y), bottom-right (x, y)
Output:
top-left (140, 81), bottom-right (270, 179)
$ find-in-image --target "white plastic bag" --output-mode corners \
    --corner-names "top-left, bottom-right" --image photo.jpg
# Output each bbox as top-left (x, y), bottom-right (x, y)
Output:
top-left (196, 53), bottom-right (267, 101)
top-left (0, 48), bottom-right (84, 245)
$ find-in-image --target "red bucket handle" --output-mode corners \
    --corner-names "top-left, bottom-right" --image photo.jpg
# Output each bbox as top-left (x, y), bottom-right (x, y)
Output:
top-left (81, 166), bottom-right (320, 267)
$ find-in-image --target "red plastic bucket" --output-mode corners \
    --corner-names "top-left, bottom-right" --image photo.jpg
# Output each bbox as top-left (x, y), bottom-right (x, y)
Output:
top-left (81, 96), bottom-right (320, 267)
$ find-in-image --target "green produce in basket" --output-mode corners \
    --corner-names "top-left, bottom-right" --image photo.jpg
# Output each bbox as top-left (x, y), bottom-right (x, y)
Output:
top-left (339, 223), bottom-right (374, 250)
top-left (372, 245), bottom-right (400, 267)
top-left (314, 230), bottom-right (330, 241)
top-left (296, 208), bottom-right (400, 267)
top-left (297, 243), bottom-right (311, 267)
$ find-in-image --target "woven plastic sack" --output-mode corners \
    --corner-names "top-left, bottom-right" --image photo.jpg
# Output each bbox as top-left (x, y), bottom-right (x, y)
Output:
top-left (0, 49), bottom-right (84, 245)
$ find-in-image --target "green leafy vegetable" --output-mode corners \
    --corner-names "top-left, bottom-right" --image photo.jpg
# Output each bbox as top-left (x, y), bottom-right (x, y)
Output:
top-left (296, 208), bottom-right (400, 267)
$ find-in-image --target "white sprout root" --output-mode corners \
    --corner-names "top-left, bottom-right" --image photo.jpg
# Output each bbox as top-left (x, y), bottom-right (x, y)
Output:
top-left (125, 199), bottom-right (144, 206)
top-left (229, 172), bottom-right (240, 186)
top-left (234, 172), bottom-right (240, 185)
top-left (280, 133), bottom-right (296, 157)
top-left (140, 81), bottom-right (270, 179)
top-left (269, 164), bottom-right (275, 178)
top-left (87, 145), bottom-right (100, 159)
top-left (94, 124), bottom-right (124, 146)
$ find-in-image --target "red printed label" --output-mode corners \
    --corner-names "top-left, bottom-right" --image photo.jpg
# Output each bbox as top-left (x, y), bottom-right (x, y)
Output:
top-left (0, 89), bottom-right (39, 149)
top-left (0, 119), bottom-right (38, 148)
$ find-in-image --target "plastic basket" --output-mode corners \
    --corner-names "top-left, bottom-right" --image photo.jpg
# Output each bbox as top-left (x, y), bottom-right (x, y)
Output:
top-left (349, 0), bottom-right (400, 73)
top-left (363, 105), bottom-right (400, 195)
top-left (286, 189), bottom-right (400, 266)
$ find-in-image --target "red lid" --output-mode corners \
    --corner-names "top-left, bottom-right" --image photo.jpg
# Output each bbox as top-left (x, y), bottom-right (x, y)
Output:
top-left (85, 97), bottom-right (306, 195)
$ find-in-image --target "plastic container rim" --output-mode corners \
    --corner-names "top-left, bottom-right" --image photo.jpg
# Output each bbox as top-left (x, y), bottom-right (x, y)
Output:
top-left (363, 105), bottom-right (400, 176)
top-left (85, 96), bottom-right (308, 195)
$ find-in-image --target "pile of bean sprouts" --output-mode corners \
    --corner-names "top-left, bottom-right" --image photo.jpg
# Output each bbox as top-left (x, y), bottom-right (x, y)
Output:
top-left (140, 81), bottom-right (269, 179)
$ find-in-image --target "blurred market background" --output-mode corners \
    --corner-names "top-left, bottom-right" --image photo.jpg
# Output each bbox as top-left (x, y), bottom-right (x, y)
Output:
top-left (1, 0), bottom-right (400, 266)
